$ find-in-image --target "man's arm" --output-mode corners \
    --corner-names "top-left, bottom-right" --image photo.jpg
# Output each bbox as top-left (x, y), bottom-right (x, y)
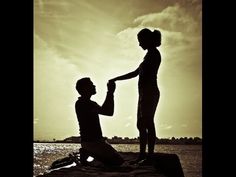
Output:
top-left (99, 81), bottom-right (116, 116)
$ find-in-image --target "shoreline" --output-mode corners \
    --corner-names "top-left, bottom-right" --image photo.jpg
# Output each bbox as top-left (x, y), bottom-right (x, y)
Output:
top-left (33, 142), bottom-right (202, 145)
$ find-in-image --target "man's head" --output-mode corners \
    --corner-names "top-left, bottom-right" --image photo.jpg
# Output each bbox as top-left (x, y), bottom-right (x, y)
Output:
top-left (76, 77), bottom-right (96, 96)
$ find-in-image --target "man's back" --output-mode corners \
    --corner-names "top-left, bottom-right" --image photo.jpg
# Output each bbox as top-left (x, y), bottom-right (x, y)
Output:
top-left (75, 97), bottom-right (103, 142)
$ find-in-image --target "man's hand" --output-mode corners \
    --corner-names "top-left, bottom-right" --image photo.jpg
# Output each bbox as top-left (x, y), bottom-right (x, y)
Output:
top-left (107, 80), bottom-right (116, 93)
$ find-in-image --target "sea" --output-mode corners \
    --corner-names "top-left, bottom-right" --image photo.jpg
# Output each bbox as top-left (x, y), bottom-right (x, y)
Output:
top-left (33, 143), bottom-right (202, 177)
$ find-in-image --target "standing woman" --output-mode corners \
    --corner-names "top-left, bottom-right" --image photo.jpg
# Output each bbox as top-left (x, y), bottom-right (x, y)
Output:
top-left (110, 28), bottom-right (162, 164)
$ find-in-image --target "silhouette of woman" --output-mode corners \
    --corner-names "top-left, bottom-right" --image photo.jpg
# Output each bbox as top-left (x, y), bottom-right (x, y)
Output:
top-left (110, 28), bottom-right (161, 163)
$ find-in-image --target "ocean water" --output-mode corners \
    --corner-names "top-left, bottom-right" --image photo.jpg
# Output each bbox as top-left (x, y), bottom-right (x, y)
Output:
top-left (33, 143), bottom-right (202, 177)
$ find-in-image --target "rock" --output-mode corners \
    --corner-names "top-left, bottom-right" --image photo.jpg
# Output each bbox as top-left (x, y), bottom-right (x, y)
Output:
top-left (152, 153), bottom-right (185, 177)
top-left (37, 152), bottom-right (184, 177)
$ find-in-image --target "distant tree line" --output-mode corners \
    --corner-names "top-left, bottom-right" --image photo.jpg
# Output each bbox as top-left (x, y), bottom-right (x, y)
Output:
top-left (34, 136), bottom-right (202, 145)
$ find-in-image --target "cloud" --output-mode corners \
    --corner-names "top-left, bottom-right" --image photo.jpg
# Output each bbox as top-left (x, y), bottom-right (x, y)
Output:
top-left (34, 119), bottom-right (39, 125)
top-left (118, 3), bottom-right (201, 56)
top-left (160, 124), bottom-right (173, 130)
top-left (133, 3), bottom-right (200, 35)
top-left (34, 33), bottom-right (84, 140)
top-left (127, 116), bottom-right (133, 120)
top-left (125, 123), bottom-right (131, 127)
top-left (34, 0), bottom-right (71, 17)
top-left (165, 125), bottom-right (172, 130)
top-left (116, 27), bottom-right (144, 60)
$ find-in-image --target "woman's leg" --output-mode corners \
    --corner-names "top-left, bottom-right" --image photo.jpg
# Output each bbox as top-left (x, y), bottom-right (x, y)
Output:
top-left (147, 120), bottom-right (156, 154)
top-left (137, 100), bottom-right (148, 159)
top-left (144, 90), bottom-right (159, 155)
top-left (138, 127), bottom-right (148, 156)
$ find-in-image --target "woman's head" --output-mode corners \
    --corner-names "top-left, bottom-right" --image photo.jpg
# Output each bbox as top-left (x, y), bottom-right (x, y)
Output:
top-left (137, 28), bottom-right (161, 50)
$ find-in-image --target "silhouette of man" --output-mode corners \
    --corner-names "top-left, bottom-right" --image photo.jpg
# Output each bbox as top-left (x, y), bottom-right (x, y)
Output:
top-left (75, 77), bottom-right (124, 166)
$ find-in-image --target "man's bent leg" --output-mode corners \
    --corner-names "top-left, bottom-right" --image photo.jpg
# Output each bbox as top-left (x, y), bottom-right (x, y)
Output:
top-left (82, 140), bottom-right (124, 166)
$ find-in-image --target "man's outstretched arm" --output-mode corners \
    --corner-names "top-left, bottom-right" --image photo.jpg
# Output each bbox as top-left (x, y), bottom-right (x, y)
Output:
top-left (99, 81), bottom-right (116, 116)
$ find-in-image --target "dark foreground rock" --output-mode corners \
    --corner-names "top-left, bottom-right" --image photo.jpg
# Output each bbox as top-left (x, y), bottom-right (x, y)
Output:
top-left (37, 152), bottom-right (184, 177)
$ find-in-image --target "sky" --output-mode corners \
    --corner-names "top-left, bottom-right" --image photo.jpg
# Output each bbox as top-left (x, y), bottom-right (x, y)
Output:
top-left (34, 0), bottom-right (202, 141)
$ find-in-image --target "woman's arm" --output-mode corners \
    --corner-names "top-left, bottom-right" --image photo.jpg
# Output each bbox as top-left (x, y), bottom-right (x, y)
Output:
top-left (110, 68), bottom-right (139, 82)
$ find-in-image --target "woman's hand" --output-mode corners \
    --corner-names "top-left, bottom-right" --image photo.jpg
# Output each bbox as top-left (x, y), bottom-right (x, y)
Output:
top-left (109, 78), bottom-right (116, 83)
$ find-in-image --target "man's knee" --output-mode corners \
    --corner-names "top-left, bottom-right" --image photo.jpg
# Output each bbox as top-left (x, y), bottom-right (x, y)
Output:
top-left (105, 154), bottom-right (124, 166)
top-left (115, 156), bottom-right (124, 166)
